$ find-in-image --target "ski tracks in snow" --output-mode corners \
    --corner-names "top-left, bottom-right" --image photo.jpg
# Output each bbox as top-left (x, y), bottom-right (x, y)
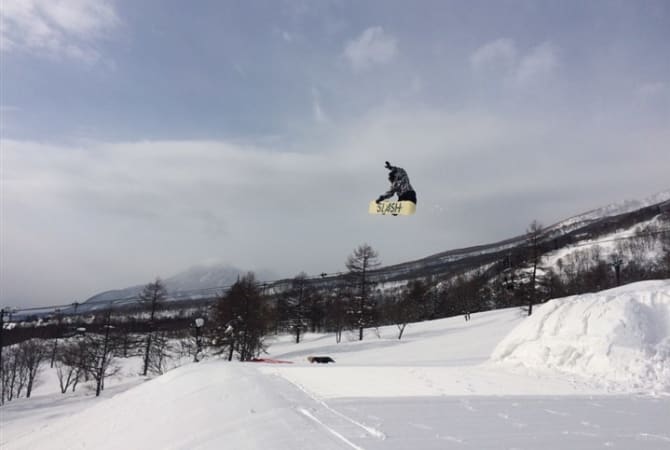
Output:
top-left (263, 370), bottom-right (386, 450)
top-left (296, 408), bottom-right (366, 450)
top-left (286, 376), bottom-right (386, 439)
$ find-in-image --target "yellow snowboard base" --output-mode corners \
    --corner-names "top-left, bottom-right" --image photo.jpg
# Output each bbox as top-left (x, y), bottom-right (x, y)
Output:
top-left (369, 200), bottom-right (416, 216)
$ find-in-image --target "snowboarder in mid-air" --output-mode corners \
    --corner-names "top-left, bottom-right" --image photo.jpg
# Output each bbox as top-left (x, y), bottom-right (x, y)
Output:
top-left (376, 161), bottom-right (417, 205)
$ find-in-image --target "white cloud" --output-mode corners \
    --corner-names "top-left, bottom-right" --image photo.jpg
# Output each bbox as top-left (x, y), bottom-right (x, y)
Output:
top-left (470, 39), bottom-right (559, 84)
top-left (311, 88), bottom-right (329, 124)
top-left (0, 0), bottom-right (119, 62)
top-left (343, 26), bottom-right (397, 71)
top-left (470, 38), bottom-right (517, 74)
top-left (515, 42), bottom-right (559, 84)
top-left (3, 104), bottom-right (669, 307)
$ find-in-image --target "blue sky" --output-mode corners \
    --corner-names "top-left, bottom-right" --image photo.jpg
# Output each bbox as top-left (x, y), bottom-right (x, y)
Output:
top-left (2, 0), bottom-right (669, 307)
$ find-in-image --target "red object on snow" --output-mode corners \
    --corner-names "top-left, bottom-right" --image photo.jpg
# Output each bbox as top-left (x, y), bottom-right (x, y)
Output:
top-left (249, 358), bottom-right (294, 364)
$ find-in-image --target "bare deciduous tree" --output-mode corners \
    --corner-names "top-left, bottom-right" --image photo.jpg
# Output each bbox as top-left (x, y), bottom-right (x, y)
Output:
top-left (345, 243), bottom-right (381, 341)
top-left (139, 278), bottom-right (167, 376)
top-left (0, 339), bottom-right (47, 402)
top-left (324, 286), bottom-right (348, 344)
top-left (55, 339), bottom-right (87, 394)
top-left (283, 273), bottom-right (317, 344)
top-left (20, 340), bottom-right (48, 398)
top-left (79, 309), bottom-right (120, 397)
top-left (526, 220), bottom-right (544, 316)
top-left (1, 346), bottom-right (27, 403)
top-left (146, 331), bottom-right (174, 375)
top-left (388, 289), bottom-right (418, 340)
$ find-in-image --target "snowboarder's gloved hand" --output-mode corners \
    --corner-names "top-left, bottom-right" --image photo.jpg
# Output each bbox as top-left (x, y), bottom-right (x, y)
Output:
top-left (384, 161), bottom-right (392, 170)
top-left (376, 196), bottom-right (385, 204)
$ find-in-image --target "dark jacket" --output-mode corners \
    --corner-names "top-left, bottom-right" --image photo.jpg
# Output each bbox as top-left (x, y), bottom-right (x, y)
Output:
top-left (378, 163), bottom-right (416, 203)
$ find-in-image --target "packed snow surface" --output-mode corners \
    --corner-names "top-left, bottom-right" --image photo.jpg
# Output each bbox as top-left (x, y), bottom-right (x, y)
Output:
top-left (491, 280), bottom-right (670, 393)
top-left (2, 280), bottom-right (669, 449)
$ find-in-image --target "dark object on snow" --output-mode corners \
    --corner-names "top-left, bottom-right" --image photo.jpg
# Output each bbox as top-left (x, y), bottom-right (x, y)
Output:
top-left (307, 356), bottom-right (335, 364)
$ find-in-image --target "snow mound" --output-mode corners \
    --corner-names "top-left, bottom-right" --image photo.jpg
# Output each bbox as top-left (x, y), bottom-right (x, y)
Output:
top-left (491, 280), bottom-right (670, 394)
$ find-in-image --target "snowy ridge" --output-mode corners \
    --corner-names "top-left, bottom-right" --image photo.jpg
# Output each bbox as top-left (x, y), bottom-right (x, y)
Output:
top-left (547, 188), bottom-right (670, 234)
top-left (376, 189), bottom-right (670, 284)
top-left (491, 280), bottom-right (670, 394)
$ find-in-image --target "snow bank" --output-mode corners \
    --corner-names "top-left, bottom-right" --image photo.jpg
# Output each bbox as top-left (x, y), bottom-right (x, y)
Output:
top-left (491, 280), bottom-right (670, 393)
top-left (4, 362), bottom-right (326, 450)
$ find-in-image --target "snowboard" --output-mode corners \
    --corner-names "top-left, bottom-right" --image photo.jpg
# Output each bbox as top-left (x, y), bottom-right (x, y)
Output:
top-left (369, 200), bottom-right (416, 216)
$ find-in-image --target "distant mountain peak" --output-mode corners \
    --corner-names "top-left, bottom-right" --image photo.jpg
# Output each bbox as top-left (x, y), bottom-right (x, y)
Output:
top-left (83, 262), bottom-right (277, 305)
top-left (164, 263), bottom-right (246, 292)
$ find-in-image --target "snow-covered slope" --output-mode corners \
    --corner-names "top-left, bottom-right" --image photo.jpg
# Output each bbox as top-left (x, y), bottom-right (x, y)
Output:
top-left (491, 280), bottom-right (670, 393)
top-left (4, 281), bottom-right (670, 450)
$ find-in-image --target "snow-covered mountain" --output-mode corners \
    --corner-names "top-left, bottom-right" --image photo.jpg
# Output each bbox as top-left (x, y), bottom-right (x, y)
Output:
top-left (164, 263), bottom-right (277, 292)
top-left (546, 188), bottom-right (670, 235)
top-left (83, 263), bottom-right (277, 306)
